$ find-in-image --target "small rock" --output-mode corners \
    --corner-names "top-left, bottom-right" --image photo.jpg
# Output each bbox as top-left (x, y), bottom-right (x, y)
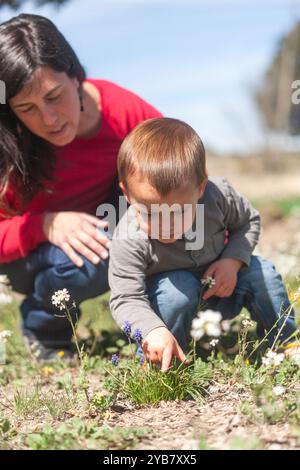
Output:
top-left (268, 443), bottom-right (282, 450)
top-left (225, 414), bottom-right (241, 432)
top-left (182, 439), bottom-right (199, 450)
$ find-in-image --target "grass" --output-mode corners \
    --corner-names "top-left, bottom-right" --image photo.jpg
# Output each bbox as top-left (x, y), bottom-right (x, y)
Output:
top-left (251, 195), bottom-right (300, 217)
top-left (104, 357), bottom-right (212, 405)
top-left (26, 419), bottom-right (151, 450)
top-left (13, 383), bottom-right (74, 419)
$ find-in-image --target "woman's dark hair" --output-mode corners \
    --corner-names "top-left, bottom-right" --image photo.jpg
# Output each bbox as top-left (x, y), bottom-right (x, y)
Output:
top-left (0, 14), bottom-right (86, 214)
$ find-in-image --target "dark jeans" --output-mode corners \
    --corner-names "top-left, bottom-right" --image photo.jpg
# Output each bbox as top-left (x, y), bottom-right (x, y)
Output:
top-left (0, 179), bottom-right (125, 348)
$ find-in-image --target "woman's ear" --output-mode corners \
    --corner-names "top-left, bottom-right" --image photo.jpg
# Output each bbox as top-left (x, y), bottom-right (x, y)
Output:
top-left (71, 77), bottom-right (80, 88)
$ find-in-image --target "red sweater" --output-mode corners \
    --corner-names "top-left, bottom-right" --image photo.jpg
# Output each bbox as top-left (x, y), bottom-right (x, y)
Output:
top-left (0, 79), bottom-right (162, 263)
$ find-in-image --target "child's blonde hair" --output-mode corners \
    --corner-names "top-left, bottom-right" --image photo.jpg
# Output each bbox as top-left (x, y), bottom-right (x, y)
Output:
top-left (117, 117), bottom-right (207, 195)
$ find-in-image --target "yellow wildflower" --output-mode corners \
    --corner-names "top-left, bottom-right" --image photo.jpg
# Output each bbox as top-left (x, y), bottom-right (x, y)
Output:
top-left (289, 292), bottom-right (300, 302)
top-left (41, 366), bottom-right (54, 377)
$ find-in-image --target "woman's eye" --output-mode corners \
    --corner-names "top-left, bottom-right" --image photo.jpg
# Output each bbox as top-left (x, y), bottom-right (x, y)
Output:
top-left (48, 94), bottom-right (60, 102)
top-left (22, 107), bottom-right (34, 113)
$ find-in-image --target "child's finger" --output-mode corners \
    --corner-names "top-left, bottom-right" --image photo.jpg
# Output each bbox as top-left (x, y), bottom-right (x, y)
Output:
top-left (149, 351), bottom-right (160, 363)
top-left (175, 344), bottom-right (189, 364)
top-left (161, 344), bottom-right (173, 372)
top-left (202, 263), bottom-right (217, 280)
top-left (202, 282), bottom-right (219, 300)
top-left (213, 284), bottom-right (230, 297)
top-left (142, 341), bottom-right (160, 363)
top-left (142, 340), bottom-right (149, 356)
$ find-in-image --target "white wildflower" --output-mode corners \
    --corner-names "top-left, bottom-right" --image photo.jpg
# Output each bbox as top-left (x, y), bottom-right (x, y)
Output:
top-left (262, 350), bottom-right (285, 367)
top-left (210, 339), bottom-right (219, 347)
top-left (0, 275), bottom-right (9, 285)
top-left (242, 319), bottom-right (254, 328)
top-left (201, 276), bottom-right (216, 288)
top-left (51, 289), bottom-right (70, 310)
top-left (0, 330), bottom-right (12, 344)
top-left (0, 293), bottom-right (13, 305)
top-left (191, 310), bottom-right (222, 340)
top-left (221, 320), bottom-right (231, 332)
top-left (272, 385), bottom-right (286, 396)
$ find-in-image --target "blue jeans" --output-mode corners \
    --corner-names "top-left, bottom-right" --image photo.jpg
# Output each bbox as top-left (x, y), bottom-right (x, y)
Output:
top-left (0, 242), bottom-right (110, 347)
top-left (145, 255), bottom-right (298, 353)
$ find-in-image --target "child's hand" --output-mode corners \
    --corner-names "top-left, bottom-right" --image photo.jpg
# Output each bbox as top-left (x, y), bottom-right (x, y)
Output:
top-left (202, 258), bottom-right (244, 301)
top-left (142, 327), bottom-right (189, 372)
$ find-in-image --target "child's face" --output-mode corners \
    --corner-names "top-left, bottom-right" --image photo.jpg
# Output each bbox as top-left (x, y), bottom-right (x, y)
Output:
top-left (120, 174), bottom-right (207, 244)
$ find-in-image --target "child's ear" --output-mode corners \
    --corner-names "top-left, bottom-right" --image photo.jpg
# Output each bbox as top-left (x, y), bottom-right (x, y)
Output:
top-left (198, 175), bottom-right (208, 198)
top-left (119, 181), bottom-right (131, 204)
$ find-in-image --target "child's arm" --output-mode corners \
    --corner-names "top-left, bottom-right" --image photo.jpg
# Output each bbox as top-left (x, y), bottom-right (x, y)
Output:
top-left (109, 236), bottom-right (163, 334)
top-left (219, 177), bottom-right (261, 266)
top-left (108, 236), bottom-right (187, 369)
top-left (202, 177), bottom-right (261, 300)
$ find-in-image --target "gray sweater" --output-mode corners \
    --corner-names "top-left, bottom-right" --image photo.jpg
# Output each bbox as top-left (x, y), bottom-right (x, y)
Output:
top-left (108, 176), bottom-right (261, 338)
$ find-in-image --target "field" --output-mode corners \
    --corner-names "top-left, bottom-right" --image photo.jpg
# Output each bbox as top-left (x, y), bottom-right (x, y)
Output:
top-left (1, 154), bottom-right (300, 451)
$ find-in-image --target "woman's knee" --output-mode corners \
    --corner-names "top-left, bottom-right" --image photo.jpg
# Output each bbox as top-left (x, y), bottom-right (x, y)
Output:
top-left (33, 255), bottom-right (109, 307)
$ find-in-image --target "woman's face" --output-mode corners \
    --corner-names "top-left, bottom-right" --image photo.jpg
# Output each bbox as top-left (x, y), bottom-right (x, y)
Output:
top-left (9, 66), bottom-right (81, 146)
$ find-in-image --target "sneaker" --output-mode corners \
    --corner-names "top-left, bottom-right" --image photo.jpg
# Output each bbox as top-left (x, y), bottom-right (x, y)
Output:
top-left (22, 329), bottom-right (77, 364)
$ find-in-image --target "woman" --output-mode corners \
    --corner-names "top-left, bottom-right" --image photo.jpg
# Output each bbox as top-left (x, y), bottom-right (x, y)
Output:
top-left (0, 13), bottom-right (162, 360)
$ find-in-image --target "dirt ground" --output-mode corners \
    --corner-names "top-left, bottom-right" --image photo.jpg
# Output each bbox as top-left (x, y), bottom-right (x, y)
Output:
top-left (105, 384), bottom-right (300, 450)
top-left (2, 370), bottom-right (298, 450)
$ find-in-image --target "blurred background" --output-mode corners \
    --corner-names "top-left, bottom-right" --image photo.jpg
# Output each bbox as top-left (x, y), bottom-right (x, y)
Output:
top-left (1, 0), bottom-right (300, 280)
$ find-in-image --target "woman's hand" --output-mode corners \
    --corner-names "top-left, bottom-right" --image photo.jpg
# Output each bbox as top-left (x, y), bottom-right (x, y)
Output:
top-left (43, 211), bottom-right (111, 267)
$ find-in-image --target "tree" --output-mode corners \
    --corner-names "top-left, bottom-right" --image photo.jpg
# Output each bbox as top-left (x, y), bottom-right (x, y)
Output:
top-left (255, 21), bottom-right (300, 136)
top-left (0, 0), bottom-right (69, 9)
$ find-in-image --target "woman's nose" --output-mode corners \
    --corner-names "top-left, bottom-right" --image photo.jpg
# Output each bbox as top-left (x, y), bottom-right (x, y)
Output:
top-left (40, 105), bottom-right (58, 128)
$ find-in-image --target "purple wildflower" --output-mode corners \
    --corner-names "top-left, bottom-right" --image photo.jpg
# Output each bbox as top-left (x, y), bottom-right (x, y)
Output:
top-left (133, 329), bottom-right (143, 344)
top-left (139, 355), bottom-right (145, 366)
top-left (122, 321), bottom-right (132, 336)
top-left (111, 354), bottom-right (119, 366)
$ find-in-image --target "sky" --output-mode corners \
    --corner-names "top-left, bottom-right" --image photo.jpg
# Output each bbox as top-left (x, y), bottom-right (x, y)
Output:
top-left (1, 0), bottom-right (300, 154)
